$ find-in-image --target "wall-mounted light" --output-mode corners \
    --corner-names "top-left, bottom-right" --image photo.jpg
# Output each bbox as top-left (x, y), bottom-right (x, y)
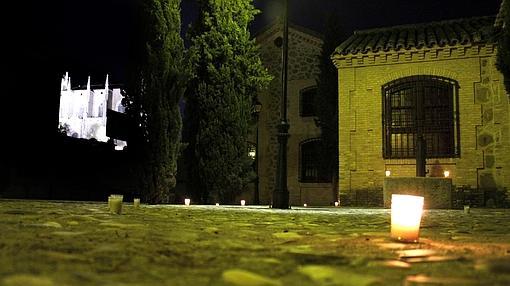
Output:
top-left (443, 170), bottom-right (450, 178)
top-left (385, 170), bottom-right (391, 177)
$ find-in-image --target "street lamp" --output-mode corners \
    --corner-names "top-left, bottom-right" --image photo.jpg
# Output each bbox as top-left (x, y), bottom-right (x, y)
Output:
top-left (253, 100), bottom-right (262, 205)
top-left (272, 0), bottom-right (290, 209)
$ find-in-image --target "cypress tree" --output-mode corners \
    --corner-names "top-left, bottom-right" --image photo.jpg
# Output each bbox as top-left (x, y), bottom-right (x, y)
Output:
top-left (123, 0), bottom-right (187, 204)
top-left (186, 0), bottom-right (271, 204)
top-left (315, 13), bottom-right (345, 189)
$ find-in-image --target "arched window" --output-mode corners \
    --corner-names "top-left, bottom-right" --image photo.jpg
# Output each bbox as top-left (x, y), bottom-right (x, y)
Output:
top-left (300, 86), bottom-right (317, 117)
top-left (300, 138), bottom-right (330, 182)
top-left (382, 75), bottom-right (460, 159)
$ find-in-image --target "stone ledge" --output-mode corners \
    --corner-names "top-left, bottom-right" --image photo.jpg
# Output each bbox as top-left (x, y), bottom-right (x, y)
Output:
top-left (383, 177), bottom-right (452, 209)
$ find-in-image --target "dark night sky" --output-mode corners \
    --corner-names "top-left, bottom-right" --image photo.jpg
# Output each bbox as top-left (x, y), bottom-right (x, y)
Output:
top-left (11, 0), bottom-right (502, 87)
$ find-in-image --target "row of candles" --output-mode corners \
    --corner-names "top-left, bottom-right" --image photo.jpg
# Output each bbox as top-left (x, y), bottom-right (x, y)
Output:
top-left (385, 170), bottom-right (450, 178)
top-left (108, 193), bottom-right (441, 244)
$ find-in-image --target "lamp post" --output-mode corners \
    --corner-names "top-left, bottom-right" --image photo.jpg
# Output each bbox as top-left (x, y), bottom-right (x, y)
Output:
top-left (272, 0), bottom-right (290, 209)
top-left (253, 100), bottom-right (262, 205)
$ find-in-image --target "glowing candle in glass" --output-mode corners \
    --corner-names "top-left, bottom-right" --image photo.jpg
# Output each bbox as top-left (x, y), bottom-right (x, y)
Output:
top-left (303, 203), bottom-right (307, 207)
top-left (240, 200), bottom-right (246, 206)
top-left (443, 170), bottom-right (450, 178)
top-left (391, 194), bottom-right (424, 243)
top-left (385, 170), bottom-right (391, 177)
top-left (215, 203), bottom-right (220, 206)
top-left (334, 201), bottom-right (339, 207)
top-left (133, 198), bottom-right (140, 208)
top-left (184, 198), bottom-right (191, 206)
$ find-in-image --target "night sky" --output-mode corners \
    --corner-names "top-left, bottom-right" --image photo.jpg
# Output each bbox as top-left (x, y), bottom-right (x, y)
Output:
top-left (3, 0), bottom-right (502, 149)
top-left (10, 0), bottom-right (502, 86)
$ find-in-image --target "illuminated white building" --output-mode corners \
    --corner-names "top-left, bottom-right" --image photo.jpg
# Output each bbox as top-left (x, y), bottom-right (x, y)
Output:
top-left (58, 72), bottom-right (126, 149)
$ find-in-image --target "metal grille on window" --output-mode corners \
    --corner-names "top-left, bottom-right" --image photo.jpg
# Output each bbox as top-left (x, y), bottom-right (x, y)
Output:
top-left (382, 76), bottom-right (459, 159)
top-left (300, 139), bottom-right (330, 182)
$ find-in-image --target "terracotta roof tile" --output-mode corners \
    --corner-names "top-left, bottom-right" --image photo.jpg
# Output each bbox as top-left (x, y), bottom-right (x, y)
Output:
top-left (334, 16), bottom-right (496, 56)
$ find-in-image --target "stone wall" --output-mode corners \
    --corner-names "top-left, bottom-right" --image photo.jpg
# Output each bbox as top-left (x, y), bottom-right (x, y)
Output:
top-left (383, 177), bottom-right (452, 209)
top-left (334, 43), bottom-right (510, 207)
top-left (255, 23), bottom-right (335, 206)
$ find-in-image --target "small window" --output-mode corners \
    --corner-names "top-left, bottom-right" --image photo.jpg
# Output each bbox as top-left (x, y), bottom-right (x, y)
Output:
top-left (300, 138), bottom-right (330, 183)
top-left (300, 87), bottom-right (317, 117)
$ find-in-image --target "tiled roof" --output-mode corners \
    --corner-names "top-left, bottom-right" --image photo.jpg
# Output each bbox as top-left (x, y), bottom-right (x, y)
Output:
top-left (334, 16), bottom-right (497, 56)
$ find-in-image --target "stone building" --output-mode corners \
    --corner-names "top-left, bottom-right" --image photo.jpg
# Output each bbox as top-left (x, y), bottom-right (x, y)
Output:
top-left (251, 21), bottom-right (336, 206)
top-left (332, 15), bottom-right (510, 206)
top-left (58, 72), bottom-right (127, 149)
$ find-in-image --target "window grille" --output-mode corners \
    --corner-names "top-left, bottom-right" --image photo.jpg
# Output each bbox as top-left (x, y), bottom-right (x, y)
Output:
top-left (382, 75), bottom-right (460, 159)
top-left (300, 138), bottom-right (331, 182)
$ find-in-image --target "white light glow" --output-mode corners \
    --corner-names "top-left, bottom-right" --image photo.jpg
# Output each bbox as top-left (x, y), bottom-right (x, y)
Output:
top-left (385, 170), bottom-right (391, 177)
top-left (184, 198), bottom-right (191, 206)
top-left (240, 200), bottom-right (246, 206)
top-left (303, 203), bottom-right (307, 207)
top-left (334, 201), bottom-right (339, 207)
top-left (215, 203), bottom-right (220, 206)
top-left (443, 170), bottom-right (450, 178)
top-left (391, 194), bottom-right (424, 243)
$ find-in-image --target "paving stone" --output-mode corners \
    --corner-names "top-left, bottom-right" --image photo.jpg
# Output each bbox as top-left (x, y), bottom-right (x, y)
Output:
top-left (0, 200), bottom-right (509, 285)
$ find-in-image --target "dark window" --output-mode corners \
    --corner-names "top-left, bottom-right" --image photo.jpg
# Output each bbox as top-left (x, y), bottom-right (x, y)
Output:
top-left (300, 139), bottom-right (330, 182)
top-left (300, 87), bottom-right (317, 117)
top-left (382, 75), bottom-right (460, 159)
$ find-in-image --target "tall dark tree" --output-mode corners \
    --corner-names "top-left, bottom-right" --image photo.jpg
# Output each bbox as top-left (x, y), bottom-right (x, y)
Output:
top-left (123, 0), bottom-right (187, 204)
top-left (496, 0), bottom-right (510, 94)
top-left (186, 0), bottom-right (271, 204)
top-left (315, 12), bottom-right (345, 193)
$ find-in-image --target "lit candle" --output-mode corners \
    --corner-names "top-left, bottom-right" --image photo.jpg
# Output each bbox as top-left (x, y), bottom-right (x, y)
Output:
top-left (385, 170), bottom-right (391, 177)
top-left (133, 198), bottom-right (140, 208)
top-left (215, 203), bottom-right (220, 206)
top-left (443, 170), bottom-right (450, 178)
top-left (464, 205), bottom-right (470, 214)
top-left (240, 200), bottom-right (246, 206)
top-left (184, 198), bottom-right (191, 206)
top-left (391, 194), bottom-right (424, 243)
top-left (303, 203), bottom-right (307, 207)
top-left (334, 201), bottom-right (339, 207)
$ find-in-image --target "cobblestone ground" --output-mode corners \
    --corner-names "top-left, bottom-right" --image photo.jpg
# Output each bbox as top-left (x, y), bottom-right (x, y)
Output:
top-left (0, 200), bottom-right (509, 286)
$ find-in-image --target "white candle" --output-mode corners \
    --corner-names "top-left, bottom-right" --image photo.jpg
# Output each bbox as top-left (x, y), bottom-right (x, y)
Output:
top-left (303, 203), bottom-right (307, 207)
top-left (240, 200), bottom-right (246, 206)
top-left (215, 203), bottom-right (220, 206)
top-left (443, 170), bottom-right (450, 177)
top-left (133, 198), bottom-right (140, 208)
top-left (391, 194), bottom-right (424, 243)
top-left (385, 170), bottom-right (391, 177)
top-left (334, 201), bottom-right (339, 207)
top-left (184, 198), bottom-right (191, 206)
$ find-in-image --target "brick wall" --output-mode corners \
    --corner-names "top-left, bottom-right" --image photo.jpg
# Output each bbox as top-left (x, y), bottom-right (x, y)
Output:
top-left (334, 44), bottom-right (510, 207)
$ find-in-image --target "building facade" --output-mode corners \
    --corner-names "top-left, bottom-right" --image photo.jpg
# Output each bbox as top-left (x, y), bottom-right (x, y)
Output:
top-left (252, 21), bottom-right (336, 206)
top-left (333, 16), bottom-right (510, 206)
top-left (58, 72), bottom-right (126, 149)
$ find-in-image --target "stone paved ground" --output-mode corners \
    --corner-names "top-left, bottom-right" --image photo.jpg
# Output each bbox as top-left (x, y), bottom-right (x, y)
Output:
top-left (0, 200), bottom-right (509, 286)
